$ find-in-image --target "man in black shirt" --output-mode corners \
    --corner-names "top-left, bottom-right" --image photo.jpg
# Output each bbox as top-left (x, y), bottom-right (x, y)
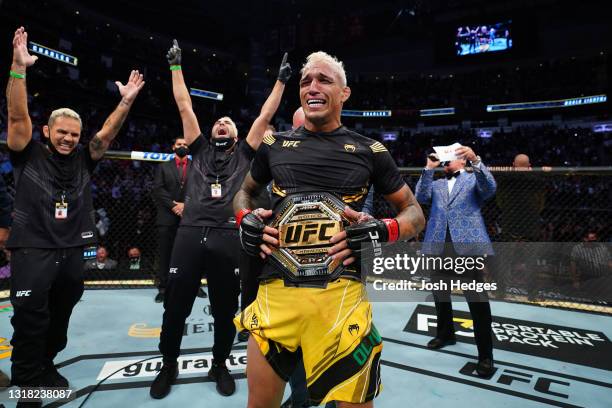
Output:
top-left (6, 27), bottom-right (144, 398)
top-left (0, 175), bottom-right (11, 251)
top-left (152, 137), bottom-right (205, 302)
top-left (233, 51), bottom-right (425, 407)
top-left (149, 40), bottom-right (291, 399)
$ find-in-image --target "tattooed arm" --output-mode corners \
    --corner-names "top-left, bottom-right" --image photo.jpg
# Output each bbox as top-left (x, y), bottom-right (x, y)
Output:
top-left (89, 70), bottom-right (145, 160)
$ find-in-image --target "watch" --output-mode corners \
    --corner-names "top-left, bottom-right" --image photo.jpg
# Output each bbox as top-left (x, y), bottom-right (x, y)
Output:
top-left (472, 155), bottom-right (482, 166)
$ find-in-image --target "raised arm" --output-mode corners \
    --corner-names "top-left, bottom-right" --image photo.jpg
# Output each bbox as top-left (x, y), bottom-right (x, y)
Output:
top-left (455, 146), bottom-right (496, 201)
top-left (6, 27), bottom-right (38, 152)
top-left (245, 53), bottom-right (292, 150)
top-left (166, 40), bottom-right (201, 145)
top-left (89, 70), bottom-right (145, 160)
top-left (415, 154), bottom-right (439, 204)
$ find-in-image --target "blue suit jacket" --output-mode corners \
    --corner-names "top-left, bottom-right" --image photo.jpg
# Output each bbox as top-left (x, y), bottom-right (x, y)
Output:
top-left (415, 165), bottom-right (496, 255)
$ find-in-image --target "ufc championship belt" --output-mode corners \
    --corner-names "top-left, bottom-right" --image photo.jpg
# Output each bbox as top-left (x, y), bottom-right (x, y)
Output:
top-left (268, 192), bottom-right (350, 284)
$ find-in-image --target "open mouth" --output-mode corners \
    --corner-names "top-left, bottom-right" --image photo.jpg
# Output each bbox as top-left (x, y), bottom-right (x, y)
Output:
top-left (217, 128), bottom-right (227, 136)
top-left (306, 99), bottom-right (326, 108)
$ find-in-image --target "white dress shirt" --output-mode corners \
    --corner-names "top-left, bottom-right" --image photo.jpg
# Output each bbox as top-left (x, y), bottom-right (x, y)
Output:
top-left (447, 169), bottom-right (465, 194)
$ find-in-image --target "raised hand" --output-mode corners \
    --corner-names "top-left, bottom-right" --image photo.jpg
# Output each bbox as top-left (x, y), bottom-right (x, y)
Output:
top-left (166, 39), bottom-right (182, 66)
top-left (277, 52), bottom-right (292, 84)
top-left (115, 70), bottom-right (145, 104)
top-left (455, 146), bottom-right (477, 162)
top-left (426, 153), bottom-right (440, 169)
top-left (12, 27), bottom-right (38, 69)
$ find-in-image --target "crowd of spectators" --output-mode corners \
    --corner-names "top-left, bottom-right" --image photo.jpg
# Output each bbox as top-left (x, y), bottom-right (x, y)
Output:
top-left (347, 54), bottom-right (607, 111)
top-left (0, 0), bottom-right (609, 277)
top-left (1, 94), bottom-right (610, 268)
top-left (376, 125), bottom-right (611, 168)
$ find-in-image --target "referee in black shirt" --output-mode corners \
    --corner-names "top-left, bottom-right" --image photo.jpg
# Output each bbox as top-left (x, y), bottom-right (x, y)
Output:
top-left (149, 41), bottom-right (291, 399)
top-left (6, 27), bottom-right (144, 397)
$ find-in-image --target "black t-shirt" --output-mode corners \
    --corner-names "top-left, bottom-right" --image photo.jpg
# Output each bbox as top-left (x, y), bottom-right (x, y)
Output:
top-left (250, 125), bottom-right (405, 279)
top-left (7, 140), bottom-right (99, 249)
top-left (181, 134), bottom-right (256, 228)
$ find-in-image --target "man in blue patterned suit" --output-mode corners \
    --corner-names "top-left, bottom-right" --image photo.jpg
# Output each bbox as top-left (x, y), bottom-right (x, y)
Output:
top-left (415, 145), bottom-right (496, 377)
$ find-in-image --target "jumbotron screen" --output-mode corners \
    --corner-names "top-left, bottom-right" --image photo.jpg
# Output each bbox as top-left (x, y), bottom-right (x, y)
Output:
top-left (455, 21), bottom-right (512, 56)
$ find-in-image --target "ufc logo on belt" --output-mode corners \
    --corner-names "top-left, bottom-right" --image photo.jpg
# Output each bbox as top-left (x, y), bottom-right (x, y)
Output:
top-left (280, 221), bottom-right (341, 247)
top-left (16, 290), bottom-right (32, 297)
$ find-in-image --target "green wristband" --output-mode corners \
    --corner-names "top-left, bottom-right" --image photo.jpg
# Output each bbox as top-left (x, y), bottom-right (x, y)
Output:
top-left (170, 65), bottom-right (182, 71)
top-left (9, 70), bottom-right (25, 79)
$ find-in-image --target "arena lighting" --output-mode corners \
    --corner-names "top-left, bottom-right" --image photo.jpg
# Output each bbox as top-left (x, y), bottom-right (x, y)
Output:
top-left (382, 131), bottom-right (398, 141)
top-left (486, 94), bottom-right (607, 112)
top-left (593, 123), bottom-right (612, 133)
top-left (341, 110), bottom-right (392, 117)
top-left (477, 129), bottom-right (494, 138)
top-left (420, 107), bottom-right (455, 116)
top-left (189, 88), bottom-right (224, 101)
top-left (28, 42), bottom-right (78, 66)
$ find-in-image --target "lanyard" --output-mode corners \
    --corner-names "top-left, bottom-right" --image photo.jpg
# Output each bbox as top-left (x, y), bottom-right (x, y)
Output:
top-left (211, 147), bottom-right (233, 185)
top-left (52, 151), bottom-right (77, 202)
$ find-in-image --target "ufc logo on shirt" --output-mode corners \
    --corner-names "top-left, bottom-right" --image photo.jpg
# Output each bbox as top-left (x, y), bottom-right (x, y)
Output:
top-left (169, 268), bottom-right (178, 274)
top-left (16, 290), bottom-right (32, 297)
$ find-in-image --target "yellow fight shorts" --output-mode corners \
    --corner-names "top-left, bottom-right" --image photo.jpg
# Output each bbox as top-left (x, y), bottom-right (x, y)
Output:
top-left (234, 277), bottom-right (382, 405)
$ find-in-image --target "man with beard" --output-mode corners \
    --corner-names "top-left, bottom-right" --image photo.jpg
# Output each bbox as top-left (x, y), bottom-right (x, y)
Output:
top-left (150, 40), bottom-right (291, 399)
top-left (6, 27), bottom-right (144, 406)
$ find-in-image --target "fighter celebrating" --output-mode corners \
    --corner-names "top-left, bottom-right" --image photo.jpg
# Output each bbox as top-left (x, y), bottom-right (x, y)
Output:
top-left (234, 51), bottom-right (425, 407)
top-left (150, 40), bottom-right (291, 399)
top-left (6, 27), bottom-right (144, 405)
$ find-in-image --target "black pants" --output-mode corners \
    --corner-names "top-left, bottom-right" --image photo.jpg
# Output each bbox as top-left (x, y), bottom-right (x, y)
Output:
top-left (239, 250), bottom-right (263, 311)
top-left (10, 247), bottom-right (84, 385)
top-left (159, 226), bottom-right (240, 363)
top-left (157, 224), bottom-right (179, 290)
top-left (431, 247), bottom-right (493, 360)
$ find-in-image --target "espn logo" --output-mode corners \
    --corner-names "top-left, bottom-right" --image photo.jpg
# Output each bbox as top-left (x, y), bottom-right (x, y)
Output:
top-left (368, 231), bottom-right (383, 257)
top-left (15, 290), bottom-right (32, 297)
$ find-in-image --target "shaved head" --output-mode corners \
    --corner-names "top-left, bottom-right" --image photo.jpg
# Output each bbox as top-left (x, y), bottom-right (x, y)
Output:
top-left (513, 154), bottom-right (531, 169)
